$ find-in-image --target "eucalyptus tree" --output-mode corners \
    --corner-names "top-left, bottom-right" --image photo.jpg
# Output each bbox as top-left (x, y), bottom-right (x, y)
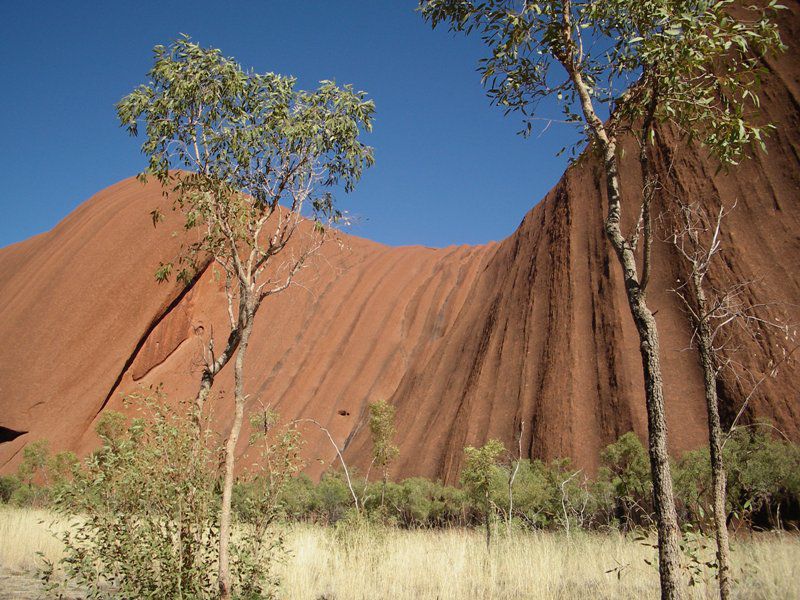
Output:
top-left (369, 399), bottom-right (399, 507)
top-left (462, 439), bottom-right (505, 549)
top-left (420, 1), bottom-right (783, 597)
top-left (117, 37), bottom-right (374, 600)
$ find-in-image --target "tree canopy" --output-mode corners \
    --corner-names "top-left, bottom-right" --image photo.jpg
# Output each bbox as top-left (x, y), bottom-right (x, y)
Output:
top-left (421, 0), bottom-right (784, 163)
top-left (117, 35), bottom-right (375, 287)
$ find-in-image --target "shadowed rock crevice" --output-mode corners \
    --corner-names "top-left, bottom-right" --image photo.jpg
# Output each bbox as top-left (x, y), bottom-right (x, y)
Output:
top-left (0, 427), bottom-right (26, 444)
top-left (94, 261), bottom-right (211, 419)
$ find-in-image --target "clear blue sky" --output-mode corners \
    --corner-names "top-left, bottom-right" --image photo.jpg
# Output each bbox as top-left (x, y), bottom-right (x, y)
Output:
top-left (0, 1), bottom-right (578, 249)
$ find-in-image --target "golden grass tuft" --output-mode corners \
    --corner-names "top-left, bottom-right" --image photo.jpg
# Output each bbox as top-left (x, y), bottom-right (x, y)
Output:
top-left (0, 506), bottom-right (64, 572)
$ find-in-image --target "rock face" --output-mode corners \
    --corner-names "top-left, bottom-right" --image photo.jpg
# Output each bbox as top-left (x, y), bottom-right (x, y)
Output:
top-left (1, 6), bottom-right (799, 482)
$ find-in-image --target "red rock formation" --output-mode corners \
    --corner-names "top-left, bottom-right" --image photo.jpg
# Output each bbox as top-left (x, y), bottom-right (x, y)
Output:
top-left (1, 5), bottom-right (798, 482)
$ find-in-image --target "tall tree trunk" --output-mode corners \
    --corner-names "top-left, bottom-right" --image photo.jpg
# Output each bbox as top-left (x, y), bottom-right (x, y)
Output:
top-left (218, 313), bottom-right (254, 600)
top-left (628, 283), bottom-right (684, 599)
top-left (565, 47), bottom-right (682, 597)
top-left (600, 142), bottom-right (684, 599)
top-left (691, 272), bottom-right (732, 600)
top-left (567, 53), bottom-right (683, 594)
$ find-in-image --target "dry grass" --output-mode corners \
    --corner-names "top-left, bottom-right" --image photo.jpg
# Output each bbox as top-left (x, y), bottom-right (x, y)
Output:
top-left (1, 506), bottom-right (798, 599)
top-left (279, 524), bottom-right (800, 599)
top-left (0, 506), bottom-right (64, 572)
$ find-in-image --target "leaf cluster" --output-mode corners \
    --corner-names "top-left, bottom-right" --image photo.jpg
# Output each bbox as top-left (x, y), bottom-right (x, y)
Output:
top-left (420, 0), bottom-right (784, 163)
top-left (461, 438), bottom-right (506, 503)
top-left (44, 393), bottom-right (220, 599)
top-left (368, 400), bottom-right (399, 473)
top-left (117, 35), bottom-right (375, 286)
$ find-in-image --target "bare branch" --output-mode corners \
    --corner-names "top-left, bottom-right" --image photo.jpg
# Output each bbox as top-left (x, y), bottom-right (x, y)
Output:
top-left (292, 417), bottom-right (360, 514)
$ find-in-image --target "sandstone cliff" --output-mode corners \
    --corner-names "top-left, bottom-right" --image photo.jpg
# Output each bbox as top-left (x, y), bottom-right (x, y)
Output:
top-left (1, 5), bottom-right (798, 481)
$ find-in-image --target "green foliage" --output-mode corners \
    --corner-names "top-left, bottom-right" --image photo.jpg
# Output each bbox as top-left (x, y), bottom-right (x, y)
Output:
top-left (17, 439), bottom-right (49, 485)
top-left (115, 37), bottom-right (375, 597)
top-left (368, 400), bottom-right (399, 479)
top-left (420, 0), bottom-right (784, 164)
top-left (487, 457), bottom-right (598, 530)
top-left (8, 441), bottom-right (78, 508)
top-left (272, 474), bottom-right (318, 520)
top-left (15, 427), bottom-right (798, 549)
top-left (461, 439), bottom-right (506, 506)
top-left (589, 0), bottom-right (784, 163)
top-left (228, 428), bottom-right (798, 533)
top-left (40, 391), bottom-right (292, 599)
top-left (47, 451), bottom-right (80, 486)
top-left (315, 472), bottom-right (357, 523)
top-left (116, 35), bottom-right (375, 287)
top-left (597, 431), bottom-right (653, 527)
top-left (0, 474), bottom-right (19, 503)
top-left (233, 409), bottom-right (304, 599)
top-left (233, 411), bottom-right (303, 525)
top-left (494, 459), bottom-right (554, 527)
top-left (673, 448), bottom-right (712, 524)
top-left (240, 408), bottom-right (305, 521)
top-left (723, 424), bottom-right (800, 528)
top-left (379, 477), bottom-right (467, 527)
top-left (665, 424), bottom-right (800, 531)
top-left (461, 439), bottom-right (506, 545)
top-left (95, 410), bottom-right (127, 448)
top-left (678, 522), bottom-right (719, 589)
top-left (45, 395), bottom-right (220, 599)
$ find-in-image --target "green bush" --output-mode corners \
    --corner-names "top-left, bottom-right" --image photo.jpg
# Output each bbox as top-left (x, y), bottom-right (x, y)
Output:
top-left (0, 474), bottom-right (19, 503)
top-left (381, 477), bottom-right (467, 527)
top-left (252, 428), bottom-right (799, 533)
top-left (279, 474), bottom-right (319, 519)
top-left (314, 472), bottom-right (355, 523)
top-left (2, 439), bottom-right (80, 509)
top-left (45, 398), bottom-right (221, 599)
top-left (10, 482), bottom-right (50, 507)
top-left (16, 423), bottom-right (800, 551)
top-left (724, 424), bottom-right (800, 528)
top-left (673, 448), bottom-right (713, 526)
top-left (498, 459), bottom-right (554, 527)
top-left (597, 432), bottom-right (653, 529)
top-left (671, 424), bottom-right (800, 530)
top-left (44, 392), bottom-right (294, 599)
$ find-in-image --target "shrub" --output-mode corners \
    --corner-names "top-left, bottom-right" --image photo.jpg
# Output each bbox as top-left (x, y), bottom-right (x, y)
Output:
top-left (277, 474), bottom-right (318, 520)
top-left (498, 459), bottom-right (554, 527)
top-left (673, 448), bottom-right (713, 526)
top-left (44, 391), bottom-right (293, 599)
top-left (233, 409), bottom-right (304, 599)
top-left (380, 477), bottom-right (467, 527)
top-left (314, 472), bottom-right (355, 524)
top-left (597, 432), bottom-right (653, 529)
top-left (45, 395), bottom-right (220, 599)
top-left (0, 474), bottom-right (19, 503)
top-left (724, 424), bottom-right (800, 529)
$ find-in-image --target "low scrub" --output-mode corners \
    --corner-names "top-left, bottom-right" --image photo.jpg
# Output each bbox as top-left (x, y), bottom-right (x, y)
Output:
top-left (12, 391), bottom-right (294, 599)
top-left (6, 424), bottom-right (799, 536)
top-left (233, 427), bottom-right (800, 534)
